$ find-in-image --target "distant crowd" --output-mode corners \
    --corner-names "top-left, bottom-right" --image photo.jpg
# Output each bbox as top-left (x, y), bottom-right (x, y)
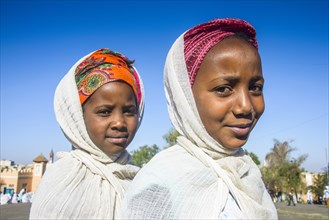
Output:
top-left (0, 188), bottom-right (33, 205)
top-left (268, 186), bottom-right (329, 206)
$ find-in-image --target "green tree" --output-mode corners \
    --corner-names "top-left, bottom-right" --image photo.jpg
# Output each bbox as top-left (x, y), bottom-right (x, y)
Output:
top-left (130, 144), bottom-right (160, 167)
top-left (310, 173), bottom-right (328, 199)
top-left (278, 159), bottom-right (306, 195)
top-left (261, 166), bottom-right (280, 192)
top-left (162, 128), bottom-right (180, 148)
top-left (244, 149), bottom-right (260, 165)
top-left (261, 139), bottom-right (308, 196)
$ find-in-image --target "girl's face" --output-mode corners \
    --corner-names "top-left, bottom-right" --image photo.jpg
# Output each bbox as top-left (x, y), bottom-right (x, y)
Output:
top-left (192, 37), bottom-right (264, 149)
top-left (83, 81), bottom-right (138, 156)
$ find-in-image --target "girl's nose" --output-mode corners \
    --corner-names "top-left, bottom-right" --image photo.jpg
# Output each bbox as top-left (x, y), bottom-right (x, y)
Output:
top-left (110, 113), bottom-right (126, 130)
top-left (233, 89), bottom-right (253, 117)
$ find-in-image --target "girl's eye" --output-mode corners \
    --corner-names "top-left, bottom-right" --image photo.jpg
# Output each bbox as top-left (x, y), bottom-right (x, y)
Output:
top-left (124, 106), bottom-right (137, 116)
top-left (97, 109), bottom-right (112, 116)
top-left (250, 84), bottom-right (263, 95)
top-left (213, 86), bottom-right (233, 96)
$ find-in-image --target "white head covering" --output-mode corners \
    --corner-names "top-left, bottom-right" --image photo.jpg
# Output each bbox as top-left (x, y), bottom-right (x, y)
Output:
top-left (29, 49), bottom-right (144, 219)
top-left (123, 28), bottom-right (277, 219)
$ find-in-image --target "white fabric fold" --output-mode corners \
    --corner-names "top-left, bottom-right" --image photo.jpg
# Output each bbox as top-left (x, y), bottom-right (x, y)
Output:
top-left (30, 50), bottom-right (144, 219)
top-left (123, 34), bottom-right (277, 219)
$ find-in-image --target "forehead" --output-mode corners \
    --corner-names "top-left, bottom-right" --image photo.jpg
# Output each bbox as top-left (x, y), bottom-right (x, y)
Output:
top-left (200, 38), bottom-right (261, 71)
top-left (195, 38), bottom-right (262, 82)
top-left (85, 81), bottom-right (136, 105)
top-left (207, 37), bottom-right (259, 59)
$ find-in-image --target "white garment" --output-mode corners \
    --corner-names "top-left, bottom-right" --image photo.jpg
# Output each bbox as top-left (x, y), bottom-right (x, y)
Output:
top-left (323, 187), bottom-right (329, 199)
top-left (122, 34), bottom-right (277, 219)
top-left (0, 194), bottom-right (11, 205)
top-left (22, 192), bottom-right (33, 203)
top-left (29, 50), bottom-right (144, 219)
top-left (220, 194), bottom-right (243, 219)
top-left (11, 194), bottom-right (18, 204)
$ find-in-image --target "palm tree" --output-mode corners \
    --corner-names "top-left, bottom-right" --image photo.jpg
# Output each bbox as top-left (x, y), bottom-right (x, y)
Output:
top-left (263, 139), bottom-right (308, 197)
top-left (264, 139), bottom-right (296, 167)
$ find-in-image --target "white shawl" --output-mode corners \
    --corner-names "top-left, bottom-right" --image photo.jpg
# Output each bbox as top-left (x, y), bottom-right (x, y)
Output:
top-left (122, 34), bottom-right (277, 219)
top-left (29, 51), bottom-right (144, 219)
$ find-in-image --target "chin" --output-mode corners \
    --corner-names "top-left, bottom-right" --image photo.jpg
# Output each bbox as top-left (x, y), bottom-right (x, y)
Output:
top-left (221, 137), bottom-right (249, 150)
top-left (109, 148), bottom-right (126, 155)
top-left (102, 145), bottom-right (127, 156)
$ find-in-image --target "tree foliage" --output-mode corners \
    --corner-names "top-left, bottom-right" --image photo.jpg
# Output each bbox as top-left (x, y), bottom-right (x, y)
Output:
top-left (130, 144), bottom-right (160, 167)
top-left (278, 160), bottom-right (306, 192)
top-left (130, 128), bottom-right (180, 167)
top-left (162, 128), bottom-right (180, 148)
top-left (310, 173), bottom-right (328, 198)
top-left (262, 161), bottom-right (306, 196)
top-left (244, 149), bottom-right (260, 165)
top-left (261, 165), bottom-right (280, 191)
top-left (261, 139), bottom-right (308, 196)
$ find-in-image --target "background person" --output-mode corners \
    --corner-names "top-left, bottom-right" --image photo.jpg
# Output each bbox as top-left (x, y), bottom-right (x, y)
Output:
top-left (287, 189), bottom-right (295, 206)
top-left (323, 186), bottom-right (329, 206)
top-left (307, 189), bottom-right (313, 204)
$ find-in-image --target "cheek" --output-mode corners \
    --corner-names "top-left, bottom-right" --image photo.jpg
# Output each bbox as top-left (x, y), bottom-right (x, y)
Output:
top-left (127, 117), bottom-right (139, 133)
top-left (85, 122), bottom-right (99, 140)
top-left (84, 116), bottom-right (104, 139)
top-left (83, 115), bottom-right (93, 134)
top-left (253, 97), bottom-right (265, 118)
top-left (196, 96), bottom-right (229, 127)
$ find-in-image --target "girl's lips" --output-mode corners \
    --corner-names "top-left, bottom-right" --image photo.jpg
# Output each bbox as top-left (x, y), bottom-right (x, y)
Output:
top-left (228, 124), bottom-right (252, 136)
top-left (230, 126), bottom-right (251, 136)
top-left (106, 137), bottom-right (128, 144)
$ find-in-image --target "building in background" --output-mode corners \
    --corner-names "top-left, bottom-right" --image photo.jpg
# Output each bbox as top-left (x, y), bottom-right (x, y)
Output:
top-left (0, 150), bottom-right (53, 195)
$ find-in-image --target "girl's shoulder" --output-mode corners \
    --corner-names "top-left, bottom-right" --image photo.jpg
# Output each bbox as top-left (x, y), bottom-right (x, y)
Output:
top-left (40, 154), bottom-right (80, 179)
top-left (141, 145), bottom-right (206, 176)
top-left (123, 145), bottom-right (220, 219)
top-left (128, 145), bottom-right (217, 191)
top-left (29, 154), bottom-right (81, 218)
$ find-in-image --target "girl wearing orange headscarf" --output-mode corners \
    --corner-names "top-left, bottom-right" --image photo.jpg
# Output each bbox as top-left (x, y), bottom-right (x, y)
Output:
top-left (30, 48), bottom-right (144, 219)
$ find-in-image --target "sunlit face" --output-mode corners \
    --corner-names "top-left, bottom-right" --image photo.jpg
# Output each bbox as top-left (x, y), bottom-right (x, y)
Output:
top-left (192, 37), bottom-right (265, 149)
top-left (83, 81), bottom-right (138, 156)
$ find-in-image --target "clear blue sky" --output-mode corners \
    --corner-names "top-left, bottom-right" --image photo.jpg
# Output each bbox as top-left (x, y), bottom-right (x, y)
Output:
top-left (1, 0), bottom-right (328, 172)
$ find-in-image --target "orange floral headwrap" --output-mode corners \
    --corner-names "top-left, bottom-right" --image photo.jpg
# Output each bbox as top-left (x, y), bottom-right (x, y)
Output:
top-left (75, 48), bottom-right (141, 105)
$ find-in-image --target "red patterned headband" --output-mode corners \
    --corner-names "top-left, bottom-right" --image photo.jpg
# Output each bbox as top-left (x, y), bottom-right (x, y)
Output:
top-left (184, 18), bottom-right (258, 86)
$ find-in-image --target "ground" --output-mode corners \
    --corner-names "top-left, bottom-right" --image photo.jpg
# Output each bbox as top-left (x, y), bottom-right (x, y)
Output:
top-left (0, 202), bottom-right (328, 219)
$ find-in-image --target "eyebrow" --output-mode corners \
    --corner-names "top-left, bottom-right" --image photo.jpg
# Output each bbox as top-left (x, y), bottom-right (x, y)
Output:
top-left (208, 74), bottom-right (239, 84)
top-left (209, 74), bottom-right (264, 83)
top-left (250, 75), bottom-right (265, 83)
top-left (94, 104), bottom-right (115, 110)
top-left (95, 102), bottom-right (137, 109)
